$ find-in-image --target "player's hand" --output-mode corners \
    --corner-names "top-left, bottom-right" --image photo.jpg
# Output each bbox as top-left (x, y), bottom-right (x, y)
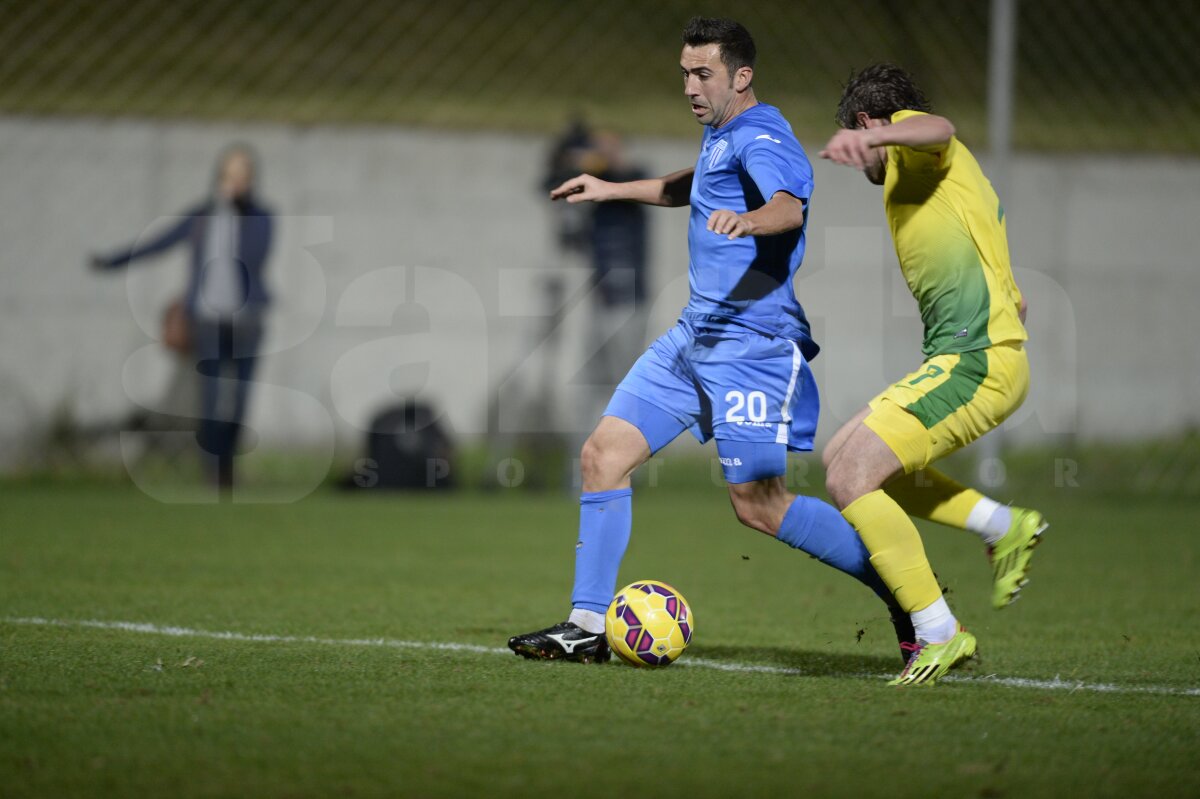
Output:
top-left (707, 209), bottom-right (753, 239)
top-left (549, 173), bottom-right (613, 203)
top-left (819, 129), bottom-right (877, 171)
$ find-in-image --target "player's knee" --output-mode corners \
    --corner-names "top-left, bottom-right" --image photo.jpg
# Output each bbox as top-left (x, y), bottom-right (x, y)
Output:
top-left (824, 457), bottom-right (847, 504)
top-left (820, 440), bottom-right (837, 471)
top-left (579, 436), bottom-right (604, 484)
top-left (580, 434), bottom-right (623, 489)
top-left (825, 459), bottom-right (862, 510)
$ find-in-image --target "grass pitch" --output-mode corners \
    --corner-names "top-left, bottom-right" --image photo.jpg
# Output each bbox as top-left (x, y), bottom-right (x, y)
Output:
top-left (1, 465), bottom-right (1198, 798)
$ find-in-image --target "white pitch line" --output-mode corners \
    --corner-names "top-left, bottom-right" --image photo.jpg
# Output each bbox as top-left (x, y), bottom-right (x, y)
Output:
top-left (0, 616), bottom-right (510, 655)
top-left (3, 616), bottom-right (1198, 698)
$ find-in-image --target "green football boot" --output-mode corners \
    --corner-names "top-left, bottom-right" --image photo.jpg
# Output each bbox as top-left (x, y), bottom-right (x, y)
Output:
top-left (889, 624), bottom-right (977, 686)
top-left (989, 507), bottom-right (1048, 609)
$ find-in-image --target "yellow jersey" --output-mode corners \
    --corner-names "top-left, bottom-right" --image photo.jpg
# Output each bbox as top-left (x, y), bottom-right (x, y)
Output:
top-left (883, 110), bottom-right (1027, 356)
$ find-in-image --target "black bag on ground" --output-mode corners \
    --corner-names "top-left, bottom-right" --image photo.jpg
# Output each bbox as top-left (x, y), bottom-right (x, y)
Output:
top-left (349, 402), bottom-right (455, 490)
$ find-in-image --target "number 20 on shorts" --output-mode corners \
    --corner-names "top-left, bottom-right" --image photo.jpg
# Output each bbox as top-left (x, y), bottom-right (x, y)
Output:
top-left (725, 390), bottom-right (768, 423)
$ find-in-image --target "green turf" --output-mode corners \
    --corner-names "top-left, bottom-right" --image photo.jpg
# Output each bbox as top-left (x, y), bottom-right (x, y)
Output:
top-left (1, 469), bottom-right (1198, 798)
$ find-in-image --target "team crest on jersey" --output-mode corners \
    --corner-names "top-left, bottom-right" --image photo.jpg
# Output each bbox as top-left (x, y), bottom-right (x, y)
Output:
top-left (707, 138), bottom-right (728, 169)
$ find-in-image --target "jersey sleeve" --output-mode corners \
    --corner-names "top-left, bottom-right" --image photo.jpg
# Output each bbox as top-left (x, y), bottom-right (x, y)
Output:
top-left (888, 109), bottom-right (956, 173)
top-left (738, 128), bottom-right (814, 205)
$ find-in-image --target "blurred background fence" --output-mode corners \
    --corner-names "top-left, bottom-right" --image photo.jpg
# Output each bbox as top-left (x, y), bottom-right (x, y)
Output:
top-left (2, 0), bottom-right (1197, 150)
top-left (1, 0), bottom-right (1198, 492)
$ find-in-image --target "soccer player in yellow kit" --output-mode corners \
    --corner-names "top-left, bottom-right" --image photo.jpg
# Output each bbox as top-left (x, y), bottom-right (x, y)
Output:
top-left (819, 64), bottom-right (1047, 685)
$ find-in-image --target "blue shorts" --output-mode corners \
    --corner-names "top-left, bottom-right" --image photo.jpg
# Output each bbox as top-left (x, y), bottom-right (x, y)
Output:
top-left (604, 319), bottom-right (820, 483)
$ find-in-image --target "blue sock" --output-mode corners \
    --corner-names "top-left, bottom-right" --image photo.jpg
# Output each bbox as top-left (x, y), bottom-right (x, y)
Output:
top-left (570, 488), bottom-right (633, 615)
top-left (776, 495), bottom-right (894, 605)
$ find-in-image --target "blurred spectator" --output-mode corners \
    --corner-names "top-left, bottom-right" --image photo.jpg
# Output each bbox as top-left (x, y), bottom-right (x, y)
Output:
top-left (542, 115), bottom-right (595, 259)
top-left (577, 131), bottom-right (650, 427)
top-left (92, 144), bottom-right (273, 490)
top-left (543, 126), bottom-right (651, 452)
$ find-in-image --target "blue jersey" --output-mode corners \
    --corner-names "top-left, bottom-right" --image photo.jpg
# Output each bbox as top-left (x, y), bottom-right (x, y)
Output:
top-left (684, 103), bottom-right (817, 357)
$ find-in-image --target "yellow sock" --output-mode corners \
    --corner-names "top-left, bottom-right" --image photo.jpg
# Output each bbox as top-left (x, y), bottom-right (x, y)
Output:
top-left (842, 490), bottom-right (943, 614)
top-left (885, 468), bottom-right (985, 531)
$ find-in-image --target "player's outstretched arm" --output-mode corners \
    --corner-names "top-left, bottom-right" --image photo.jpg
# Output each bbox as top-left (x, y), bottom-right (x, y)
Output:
top-left (706, 190), bottom-right (805, 240)
top-left (820, 114), bottom-right (955, 169)
top-left (549, 168), bottom-right (694, 208)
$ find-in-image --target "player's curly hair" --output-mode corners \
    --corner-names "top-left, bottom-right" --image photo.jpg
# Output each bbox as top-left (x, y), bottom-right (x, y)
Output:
top-left (835, 63), bottom-right (932, 129)
top-left (682, 17), bottom-right (756, 76)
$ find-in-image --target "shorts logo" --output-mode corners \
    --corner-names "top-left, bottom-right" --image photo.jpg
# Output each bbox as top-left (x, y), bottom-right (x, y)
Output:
top-left (908, 364), bottom-right (945, 386)
top-left (707, 139), bottom-right (728, 169)
top-left (954, 327), bottom-right (969, 338)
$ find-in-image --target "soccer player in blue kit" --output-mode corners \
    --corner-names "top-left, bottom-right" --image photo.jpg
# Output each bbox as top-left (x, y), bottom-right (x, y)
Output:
top-left (509, 17), bottom-right (914, 663)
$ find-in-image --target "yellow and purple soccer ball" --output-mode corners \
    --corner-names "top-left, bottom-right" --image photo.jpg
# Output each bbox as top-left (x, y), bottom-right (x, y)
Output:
top-left (605, 580), bottom-right (693, 667)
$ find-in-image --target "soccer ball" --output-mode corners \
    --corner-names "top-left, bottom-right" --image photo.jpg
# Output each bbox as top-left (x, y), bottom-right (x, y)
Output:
top-left (605, 580), bottom-right (693, 667)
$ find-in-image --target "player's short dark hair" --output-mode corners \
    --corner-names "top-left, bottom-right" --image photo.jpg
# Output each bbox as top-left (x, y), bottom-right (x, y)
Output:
top-left (835, 63), bottom-right (932, 129)
top-left (682, 17), bottom-right (756, 76)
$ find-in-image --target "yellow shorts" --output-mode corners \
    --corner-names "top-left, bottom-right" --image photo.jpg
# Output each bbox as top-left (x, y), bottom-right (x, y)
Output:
top-left (863, 342), bottom-right (1029, 474)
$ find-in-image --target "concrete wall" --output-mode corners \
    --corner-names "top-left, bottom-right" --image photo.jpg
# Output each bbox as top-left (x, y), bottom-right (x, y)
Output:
top-left (1, 116), bottom-right (1197, 469)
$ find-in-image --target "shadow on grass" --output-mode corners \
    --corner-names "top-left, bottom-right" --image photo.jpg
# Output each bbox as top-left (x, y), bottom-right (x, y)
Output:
top-left (686, 643), bottom-right (898, 678)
